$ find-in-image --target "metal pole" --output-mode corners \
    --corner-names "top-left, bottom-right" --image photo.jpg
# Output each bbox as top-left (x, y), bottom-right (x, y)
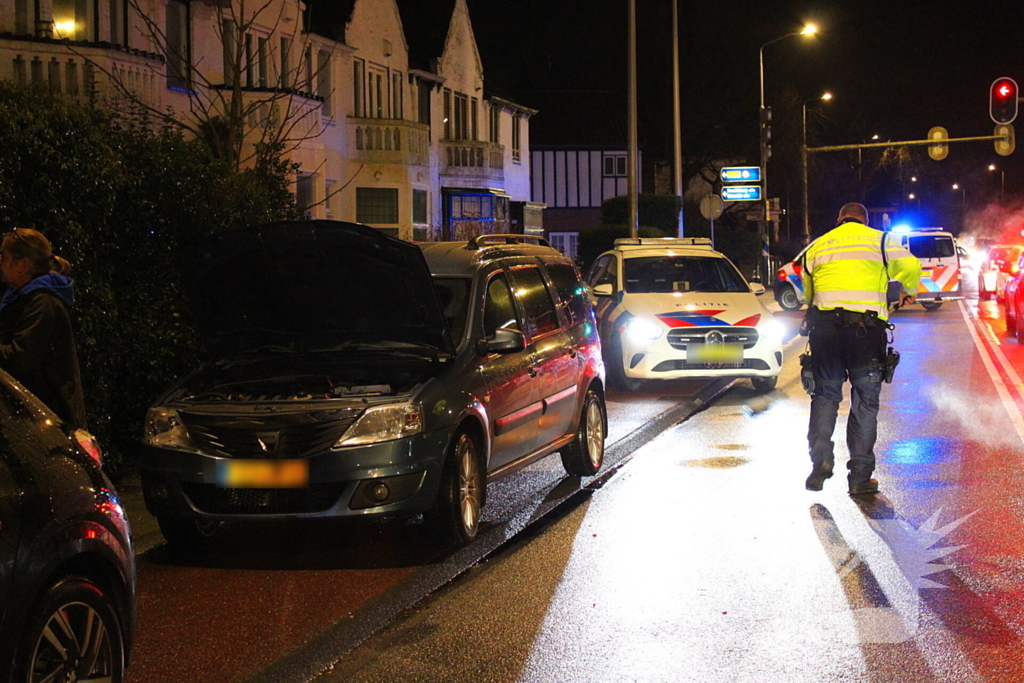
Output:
top-left (627, 0), bottom-right (639, 238)
top-left (757, 45), bottom-right (768, 281)
top-left (672, 0), bottom-right (683, 237)
top-left (801, 103), bottom-right (809, 241)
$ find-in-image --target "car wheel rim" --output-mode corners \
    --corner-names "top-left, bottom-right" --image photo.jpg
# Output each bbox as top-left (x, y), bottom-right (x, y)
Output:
top-left (30, 601), bottom-right (114, 683)
top-left (781, 287), bottom-right (797, 308)
top-left (586, 398), bottom-right (604, 467)
top-left (456, 435), bottom-right (480, 534)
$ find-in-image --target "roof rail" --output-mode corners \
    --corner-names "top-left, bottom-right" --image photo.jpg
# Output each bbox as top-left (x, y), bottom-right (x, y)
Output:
top-left (466, 234), bottom-right (551, 250)
top-left (614, 237), bottom-right (713, 248)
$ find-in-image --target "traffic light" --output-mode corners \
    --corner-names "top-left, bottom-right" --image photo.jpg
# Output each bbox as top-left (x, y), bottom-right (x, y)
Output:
top-left (760, 107), bottom-right (772, 160)
top-left (991, 77), bottom-right (1019, 125)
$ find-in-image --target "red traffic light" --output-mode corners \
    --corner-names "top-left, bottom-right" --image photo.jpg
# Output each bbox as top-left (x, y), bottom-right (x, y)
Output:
top-left (991, 77), bottom-right (1019, 124)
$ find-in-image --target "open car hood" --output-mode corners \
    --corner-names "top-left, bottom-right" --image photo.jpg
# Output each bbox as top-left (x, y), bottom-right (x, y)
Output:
top-left (185, 221), bottom-right (454, 357)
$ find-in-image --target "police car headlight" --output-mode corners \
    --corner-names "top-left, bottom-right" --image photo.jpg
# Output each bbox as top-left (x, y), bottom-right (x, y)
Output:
top-left (626, 317), bottom-right (664, 344)
top-left (758, 318), bottom-right (786, 343)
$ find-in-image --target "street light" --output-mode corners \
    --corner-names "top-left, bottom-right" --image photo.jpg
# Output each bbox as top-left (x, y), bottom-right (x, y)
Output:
top-left (990, 164), bottom-right (1005, 203)
top-left (952, 183), bottom-right (965, 207)
top-left (758, 22), bottom-right (818, 277)
top-left (802, 91), bottom-right (832, 241)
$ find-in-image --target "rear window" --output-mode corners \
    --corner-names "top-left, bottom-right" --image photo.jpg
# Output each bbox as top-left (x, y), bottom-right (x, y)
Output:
top-left (545, 263), bottom-right (594, 327)
top-left (908, 236), bottom-right (955, 259)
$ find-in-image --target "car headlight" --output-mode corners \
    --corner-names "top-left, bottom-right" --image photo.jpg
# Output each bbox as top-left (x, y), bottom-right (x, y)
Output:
top-left (625, 317), bottom-right (664, 344)
top-left (335, 403), bottom-right (424, 447)
top-left (144, 407), bottom-right (199, 451)
top-left (758, 318), bottom-right (786, 343)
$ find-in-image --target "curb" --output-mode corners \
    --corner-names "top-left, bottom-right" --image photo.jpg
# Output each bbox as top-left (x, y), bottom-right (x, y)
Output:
top-left (242, 377), bottom-right (736, 683)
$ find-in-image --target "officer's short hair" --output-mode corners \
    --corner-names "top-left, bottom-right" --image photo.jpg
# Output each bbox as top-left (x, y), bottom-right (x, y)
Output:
top-left (837, 202), bottom-right (868, 224)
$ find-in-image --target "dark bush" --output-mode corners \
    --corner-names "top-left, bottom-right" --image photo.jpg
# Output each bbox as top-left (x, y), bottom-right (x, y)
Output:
top-left (0, 83), bottom-right (298, 472)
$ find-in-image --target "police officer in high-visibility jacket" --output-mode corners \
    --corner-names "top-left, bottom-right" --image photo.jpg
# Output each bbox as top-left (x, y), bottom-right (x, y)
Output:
top-left (802, 203), bottom-right (921, 495)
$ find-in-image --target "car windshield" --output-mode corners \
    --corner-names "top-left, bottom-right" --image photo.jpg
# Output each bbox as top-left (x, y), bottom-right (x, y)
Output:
top-left (432, 277), bottom-right (471, 345)
top-left (623, 255), bottom-right (748, 293)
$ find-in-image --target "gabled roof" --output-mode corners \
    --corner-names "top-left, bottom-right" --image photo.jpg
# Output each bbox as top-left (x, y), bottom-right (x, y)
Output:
top-left (395, 0), bottom-right (456, 72)
top-left (304, 0), bottom-right (357, 42)
top-left (522, 90), bottom-right (627, 148)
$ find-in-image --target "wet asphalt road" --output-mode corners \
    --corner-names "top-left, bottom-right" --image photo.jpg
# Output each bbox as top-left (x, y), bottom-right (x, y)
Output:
top-left (123, 368), bottom-right (743, 683)
top-left (311, 293), bottom-right (1024, 682)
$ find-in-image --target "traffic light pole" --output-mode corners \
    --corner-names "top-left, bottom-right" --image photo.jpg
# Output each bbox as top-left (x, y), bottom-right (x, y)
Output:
top-left (806, 133), bottom-right (1009, 154)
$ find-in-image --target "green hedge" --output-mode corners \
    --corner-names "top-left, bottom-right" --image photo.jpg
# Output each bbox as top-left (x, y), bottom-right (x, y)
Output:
top-left (0, 83), bottom-right (298, 472)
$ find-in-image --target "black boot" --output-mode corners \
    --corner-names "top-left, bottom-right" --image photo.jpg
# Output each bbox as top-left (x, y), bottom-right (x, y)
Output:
top-left (805, 462), bottom-right (834, 491)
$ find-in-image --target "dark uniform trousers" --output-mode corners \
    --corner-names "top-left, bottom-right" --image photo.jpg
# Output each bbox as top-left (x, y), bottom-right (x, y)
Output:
top-left (807, 310), bottom-right (887, 488)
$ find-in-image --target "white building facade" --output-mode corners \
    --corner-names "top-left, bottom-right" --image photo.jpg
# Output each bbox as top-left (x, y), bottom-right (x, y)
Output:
top-left (0, 0), bottom-right (536, 241)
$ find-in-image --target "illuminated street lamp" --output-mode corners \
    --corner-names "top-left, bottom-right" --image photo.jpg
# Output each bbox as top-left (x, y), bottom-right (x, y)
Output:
top-left (801, 91), bottom-right (832, 240)
top-left (952, 183), bottom-right (966, 207)
top-left (757, 23), bottom-right (818, 276)
top-left (989, 164), bottom-right (1005, 203)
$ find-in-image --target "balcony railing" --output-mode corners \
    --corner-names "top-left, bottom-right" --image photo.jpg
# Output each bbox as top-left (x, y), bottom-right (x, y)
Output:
top-left (1, 36), bottom-right (164, 109)
top-left (440, 140), bottom-right (505, 182)
top-left (347, 117), bottom-right (429, 167)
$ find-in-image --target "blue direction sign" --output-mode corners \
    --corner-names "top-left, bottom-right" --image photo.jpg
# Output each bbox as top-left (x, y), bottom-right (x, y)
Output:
top-left (720, 166), bottom-right (762, 183)
top-left (721, 185), bottom-right (762, 201)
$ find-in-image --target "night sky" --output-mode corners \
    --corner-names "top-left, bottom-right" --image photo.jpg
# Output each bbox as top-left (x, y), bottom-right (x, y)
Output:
top-left (468, 0), bottom-right (1024, 237)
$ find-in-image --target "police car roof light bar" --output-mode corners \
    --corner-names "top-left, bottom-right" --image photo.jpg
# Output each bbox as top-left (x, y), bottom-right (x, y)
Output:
top-left (614, 237), bottom-right (713, 247)
top-left (466, 234), bottom-right (552, 250)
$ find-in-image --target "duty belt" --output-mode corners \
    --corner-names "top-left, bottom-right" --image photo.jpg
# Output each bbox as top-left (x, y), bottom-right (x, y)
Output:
top-left (816, 307), bottom-right (883, 327)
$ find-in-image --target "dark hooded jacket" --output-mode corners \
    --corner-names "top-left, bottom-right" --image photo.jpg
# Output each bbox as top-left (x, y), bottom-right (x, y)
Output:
top-left (0, 273), bottom-right (86, 429)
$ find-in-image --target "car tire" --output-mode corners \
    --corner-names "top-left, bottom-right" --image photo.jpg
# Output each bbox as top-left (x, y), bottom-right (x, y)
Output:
top-left (15, 576), bottom-right (125, 683)
top-left (607, 335), bottom-right (643, 392)
top-left (752, 376), bottom-right (778, 393)
top-left (921, 301), bottom-right (943, 311)
top-left (158, 515), bottom-right (223, 551)
top-left (777, 284), bottom-right (803, 311)
top-left (1009, 307), bottom-right (1018, 335)
top-left (560, 389), bottom-right (606, 477)
top-left (429, 430), bottom-right (483, 547)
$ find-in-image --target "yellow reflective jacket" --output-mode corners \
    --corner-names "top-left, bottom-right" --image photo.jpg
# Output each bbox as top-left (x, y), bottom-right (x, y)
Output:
top-left (803, 221), bottom-right (921, 321)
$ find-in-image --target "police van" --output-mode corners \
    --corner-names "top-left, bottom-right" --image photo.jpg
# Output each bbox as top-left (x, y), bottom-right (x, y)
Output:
top-left (774, 226), bottom-right (961, 312)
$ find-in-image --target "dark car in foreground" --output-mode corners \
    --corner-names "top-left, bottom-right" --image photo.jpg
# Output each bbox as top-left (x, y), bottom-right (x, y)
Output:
top-left (0, 368), bottom-right (135, 682)
top-left (139, 222), bottom-right (606, 548)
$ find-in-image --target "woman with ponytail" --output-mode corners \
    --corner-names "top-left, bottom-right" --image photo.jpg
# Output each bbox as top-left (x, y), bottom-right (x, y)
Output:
top-left (0, 228), bottom-right (86, 429)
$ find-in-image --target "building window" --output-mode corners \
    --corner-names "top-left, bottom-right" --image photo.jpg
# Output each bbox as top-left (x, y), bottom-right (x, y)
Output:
top-left (488, 105), bottom-right (500, 144)
top-left (245, 34), bottom-right (254, 87)
top-left (53, 0), bottom-right (96, 41)
top-left (511, 115), bottom-right (521, 161)
top-left (471, 98), bottom-right (478, 141)
top-left (325, 179), bottom-right (337, 220)
top-left (296, 174), bottom-right (315, 218)
top-left (548, 232), bottom-right (579, 261)
top-left (353, 59), bottom-right (365, 117)
top-left (279, 37), bottom-right (291, 89)
top-left (222, 19), bottom-right (237, 87)
top-left (413, 189), bottom-right (428, 225)
top-left (443, 89), bottom-right (452, 140)
top-left (165, 0), bottom-right (190, 90)
top-left (257, 36), bottom-right (268, 88)
top-left (109, 0), bottom-right (127, 45)
top-left (454, 93), bottom-right (468, 140)
top-left (14, 0), bottom-right (32, 35)
top-left (418, 81), bottom-right (431, 127)
top-left (317, 50), bottom-right (332, 118)
top-left (356, 188), bottom-right (399, 224)
top-left (367, 69), bottom-right (384, 118)
top-left (392, 72), bottom-right (402, 119)
top-left (603, 154), bottom-right (627, 177)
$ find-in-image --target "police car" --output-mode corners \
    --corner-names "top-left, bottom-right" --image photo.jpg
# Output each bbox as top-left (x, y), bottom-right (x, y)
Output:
top-left (776, 226), bottom-right (962, 311)
top-left (585, 237), bottom-right (784, 392)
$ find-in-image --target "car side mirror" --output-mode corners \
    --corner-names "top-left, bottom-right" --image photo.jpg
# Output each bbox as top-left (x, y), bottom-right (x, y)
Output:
top-left (749, 282), bottom-right (766, 295)
top-left (480, 328), bottom-right (526, 355)
top-left (592, 283), bottom-right (614, 297)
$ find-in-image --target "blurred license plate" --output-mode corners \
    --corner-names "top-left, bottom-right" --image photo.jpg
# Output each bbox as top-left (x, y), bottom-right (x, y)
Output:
top-left (688, 343), bottom-right (742, 363)
top-left (216, 459), bottom-right (309, 488)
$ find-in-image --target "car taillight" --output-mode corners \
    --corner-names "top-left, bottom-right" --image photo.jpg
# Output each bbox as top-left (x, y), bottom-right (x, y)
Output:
top-left (74, 429), bottom-right (103, 467)
top-left (777, 271), bottom-right (787, 282)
